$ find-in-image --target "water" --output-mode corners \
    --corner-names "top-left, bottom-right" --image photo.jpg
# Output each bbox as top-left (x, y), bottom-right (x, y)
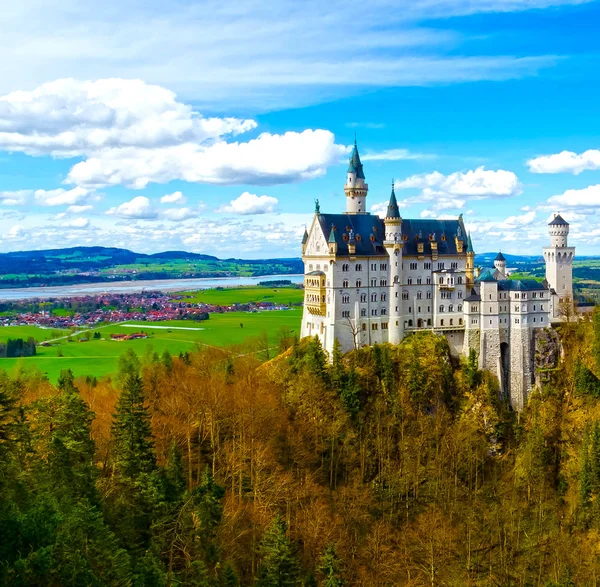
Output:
top-left (0, 274), bottom-right (304, 301)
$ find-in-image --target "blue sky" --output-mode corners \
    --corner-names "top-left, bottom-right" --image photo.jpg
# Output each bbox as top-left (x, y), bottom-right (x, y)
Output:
top-left (0, 0), bottom-right (599, 257)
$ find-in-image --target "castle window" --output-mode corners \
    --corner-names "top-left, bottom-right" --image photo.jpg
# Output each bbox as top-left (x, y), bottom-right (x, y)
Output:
top-left (402, 292), bottom-right (409, 300)
top-left (408, 320), bottom-right (413, 327)
top-left (471, 306), bottom-right (477, 312)
top-left (440, 319), bottom-right (444, 326)
top-left (440, 305), bottom-right (445, 312)
top-left (372, 323), bottom-right (378, 330)
top-left (541, 317), bottom-right (544, 322)
top-left (533, 305), bottom-right (536, 311)
top-left (380, 279), bottom-right (387, 286)
top-left (450, 319), bottom-right (454, 325)
top-left (459, 318), bottom-right (463, 325)
top-left (417, 291), bottom-right (422, 300)
top-left (449, 305), bottom-right (454, 312)
top-left (515, 305), bottom-right (519, 312)
top-left (451, 262), bottom-right (458, 269)
top-left (426, 291), bottom-right (432, 299)
top-left (371, 263), bottom-right (377, 271)
top-left (362, 323), bottom-right (366, 331)
top-left (382, 322), bottom-right (388, 330)
top-left (356, 280), bottom-right (362, 288)
top-left (515, 318), bottom-right (520, 324)
top-left (540, 292), bottom-right (544, 298)
top-left (418, 306), bottom-right (421, 313)
top-left (457, 276), bottom-right (463, 284)
top-left (428, 306), bottom-right (431, 312)
top-left (356, 264), bottom-right (362, 271)
top-left (342, 310), bottom-right (350, 318)
top-left (417, 277), bottom-right (422, 285)
top-left (371, 309), bottom-right (377, 316)
top-left (381, 308), bottom-right (387, 315)
top-left (394, 275), bottom-right (400, 284)
top-left (381, 293), bottom-right (387, 302)
top-left (458, 291), bottom-right (463, 299)
top-left (343, 280), bottom-right (349, 288)
top-left (410, 262), bottom-right (418, 270)
top-left (540, 305), bottom-right (544, 311)
top-left (380, 263), bottom-right (388, 271)
top-left (407, 278), bottom-right (413, 285)
top-left (396, 306), bottom-right (399, 312)
top-left (342, 264), bottom-right (349, 272)
top-left (533, 317), bottom-right (536, 322)
top-left (371, 293), bottom-right (377, 302)
top-left (361, 308), bottom-right (367, 316)
top-left (409, 307), bottom-right (412, 313)
top-left (371, 278), bottom-right (377, 286)
top-left (427, 319), bottom-right (432, 326)
top-left (438, 262), bottom-right (445, 270)
top-left (342, 295), bottom-right (350, 304)
top-left (533, 292), bottom-right (537, 298)
top-left (360, 294), bottom-right (367, 302)
top-left (424, 262), bottom-right (432, 270)
top-left (440, 277), bottom-right (444, 284)
top-left (515, 293), bottom-right (520, 299)
top-left (458, 305), bottom-right (462, 312)
top-left (426, 277), bottom-right (432, 285)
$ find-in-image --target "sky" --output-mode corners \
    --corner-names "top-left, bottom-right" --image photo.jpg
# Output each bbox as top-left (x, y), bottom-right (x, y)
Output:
top-left (1, 0), bottom-right (600, 258)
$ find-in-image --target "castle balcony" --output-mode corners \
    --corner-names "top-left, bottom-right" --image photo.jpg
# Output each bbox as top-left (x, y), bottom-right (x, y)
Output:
top-left (305, 271), bottom-right (327, 316)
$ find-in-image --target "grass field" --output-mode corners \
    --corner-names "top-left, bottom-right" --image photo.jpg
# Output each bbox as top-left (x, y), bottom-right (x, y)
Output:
top-left (0, 325), bottom-right (68, 342)
top-left (178, 286), bottom-right (304, 306)
top-left (0, 309), bottom-right (302, 382)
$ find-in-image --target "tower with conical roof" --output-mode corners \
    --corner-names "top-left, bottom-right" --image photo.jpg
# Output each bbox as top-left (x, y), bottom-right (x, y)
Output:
top-left (543, 213), bottom-right (575, 305)
top-left (465, 232), bottom-right (475, 286)
top-left (494, 251), bottom-right (506, 276)
top-left (384, 183), bottom-right (403, 344)
top-left (344, 138), bottom-right (368, 214)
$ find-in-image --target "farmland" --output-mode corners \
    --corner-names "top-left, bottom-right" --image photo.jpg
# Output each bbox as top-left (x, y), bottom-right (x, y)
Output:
top-left (0, 309), bottom-right (302, 382)
top-left (178, 285), bottom-right (304, 306)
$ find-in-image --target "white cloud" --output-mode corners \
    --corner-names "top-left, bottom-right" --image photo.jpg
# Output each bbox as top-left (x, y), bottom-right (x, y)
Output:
top-left (398, 167), bottom-right (522, 199)
top-left (362, 148), bottom-right (432, 161)
top-left (528, 149), bottom-right (600, 175)
top-left (160, 191), bottom-right (186, 204)
top-left (161, 207), bottom-right (199, 221)
top-left (34, 186), bottom-right (91, 206)
top-left (66, 204), bottom-right (93, 214)
top-left (67, 129), bottom-right (345, 188)
top-left (544, 184), bottom-right (600, 209)
top-left (61, 217), bottom-right (90, 228)
top-left (0, 190), bottom-right (30, 205)
top-left (106, 196), bottom-right (157, 219)
top-left (218, 192), bottom-right (278, 215)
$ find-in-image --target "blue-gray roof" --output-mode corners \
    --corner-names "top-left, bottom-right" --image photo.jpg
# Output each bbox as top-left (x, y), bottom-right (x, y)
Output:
top-left (347, 141), bottom-right (365, 180)
top-left (495, 252), bottom-right (506, 262)
top-left (498, 279), bottom-right (546, 291)
top-left (548, 214), bottom-right (568, 226)
top-left (316, 214), bottom-right (467, 257)
top-left (476, 267), bottom-right (497, 282)
top-left (386, 185), bottom-right (401, 220)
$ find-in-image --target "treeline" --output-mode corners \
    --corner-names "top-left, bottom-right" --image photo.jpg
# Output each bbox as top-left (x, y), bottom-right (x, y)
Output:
top-left (0, 337), bottom-right (36, 358)
top-left (3, 314), bottom-right (600, 584)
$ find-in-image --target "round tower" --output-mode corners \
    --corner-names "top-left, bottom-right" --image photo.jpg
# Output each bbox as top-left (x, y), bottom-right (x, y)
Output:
top-left (465, 232), bottom-right (475, 287)
top-left (384, 183), bottom-right (403, 345)
top-left (543, 213), bottom-right (575, 301)
top-left (494, 252), bottom-right (506, 275)
top-left (344, 139), bottom-right (368, 214)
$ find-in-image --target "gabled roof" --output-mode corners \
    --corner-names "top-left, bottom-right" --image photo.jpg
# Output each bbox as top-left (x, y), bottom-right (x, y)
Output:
top-left (497, 279), bottom-right (547, 291)
top-left (385, 185), bottom-right (401, 220)
top-left (347, 139), bottom-right (365, 180)
top-left (476, 267), bottom-right (497, 282)
top-left (549, 214), bottom-right (568, 226)
top-left (495, 252), bottom-right (506, 262)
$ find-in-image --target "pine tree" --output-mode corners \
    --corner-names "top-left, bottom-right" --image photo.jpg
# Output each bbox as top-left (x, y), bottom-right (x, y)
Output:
top-left (256, 516), bottom-right (300, 587)
top-left (330, 339), bottom-right (346, 395)
top-left (111, 373), bottom-right (156, 480)
top-left (305, 337), bottom-right (327, 380)
top-left (317, 544), bottom-right (345, 587)
top-left (165, 441), bottom-right (186, 502)
top-left (162, 349), bottom-right (174, 372)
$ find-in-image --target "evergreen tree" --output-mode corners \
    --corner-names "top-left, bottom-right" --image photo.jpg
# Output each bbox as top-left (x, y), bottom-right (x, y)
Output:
top-left (165, 441), bottom-right (186, 502)
top-left (305, 337), bottom-right (327, 381)
top-left (161, 349), bottom-right (174, 372)
top-left (340, 366), bottom-right (361, 417)
top-left (317, 544), bottom-right (345, 587)
top-left (256, 516), bottom-right (300, 587)
top-left (330, 339), bottom-right (346, 395)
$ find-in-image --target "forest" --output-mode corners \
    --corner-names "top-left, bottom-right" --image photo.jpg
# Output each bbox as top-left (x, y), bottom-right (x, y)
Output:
top-left (2, 313), bottom-right (600, 586)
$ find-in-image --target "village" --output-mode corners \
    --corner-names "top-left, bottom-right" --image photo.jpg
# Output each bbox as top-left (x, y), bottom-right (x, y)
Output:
top-left (0, 290), bottom-right (295, 330)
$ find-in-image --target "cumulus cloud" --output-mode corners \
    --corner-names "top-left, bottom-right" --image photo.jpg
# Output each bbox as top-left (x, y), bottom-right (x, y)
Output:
top-left (66, 204), bottom-right (93, 214)
top-left (544, 184), bottom-right (600, 210)
top-left (0, 190), bottom-right (30, 205)
top-left (160, 191), bottom-right (186, 204)
top-left (528, 149), bottom-right (600, 175)
top-left (161, 207), bottom-right (199, 221)
top-left (218, 192), bottom-right (278, 215)
top-left (34, 187), bottom-right (92, 206)
top-left (67, 129), bottom-right (346, 188)
top-left (106, 196), bottom-right (157, 219)
top-left (60, 217), bottom-right (90, 228)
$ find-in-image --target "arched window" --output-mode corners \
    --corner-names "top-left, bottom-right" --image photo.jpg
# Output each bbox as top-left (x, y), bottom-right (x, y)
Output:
top-left (356, 280), bottom-right (362, 288)
top-left (342, 295), bottom-right (350, 304)
top-left (343, 280), bottom-right (349, 288)
top-left (381, 293), bottom-right (387, 302)
top-left (417, 291), bottom-right (422, 300)
top-left (362, 323), bottom-right (366, 331)
top-left (459, 318), bottom-right (463, 325)
top-left (449, 305), bottom-right (454, 312)
top-left (440, 319), bottom-right (444, 326)
top-left (402, 291), bottom-right (409, 300)
top-left (440, 277), bottom-right (444, 284)
top-left (371, 293), bottom-right (377, 302)
top-left (380, 279), bottom-right (387, 287)
top-left (394, 275), bottom-right (400, 284)
top-left (439, 305), bottom-right (444, 312)
top-left (356, 264), bottom-right (362, 271)
top-left (342, 264), bottom-right (349, 272)
top-left (427, 318), bottom-right (432, 326)
top-left (361, 308), bottom-right (367, 316)
top-left (457, 276), bottom-right (463, 284)
top-left (408, 320), bottom-right (413, 327)
top-left (371, 278), bottom-right (377, 287)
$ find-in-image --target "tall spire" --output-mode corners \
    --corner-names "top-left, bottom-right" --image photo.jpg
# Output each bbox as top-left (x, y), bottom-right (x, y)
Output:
top-left (385, 181), bottom-right (401, 220)
top-left (466, 231), bottom-right (474, 254)
top-left (347, 138), bottom-right (365, 180)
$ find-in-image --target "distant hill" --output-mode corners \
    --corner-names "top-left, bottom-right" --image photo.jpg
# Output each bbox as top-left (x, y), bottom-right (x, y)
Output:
top-left (0, 246), bottom-right (303, 289)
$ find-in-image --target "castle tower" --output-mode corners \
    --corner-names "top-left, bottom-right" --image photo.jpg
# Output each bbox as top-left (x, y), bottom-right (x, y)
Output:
top-left (384, 183), bottom-right (403, 344)
top-left (344, 139), bottom-right (368, 214)
top-left (494, 252), bottom-right (506, 276)
top-left (543, 213), bottom-right (575, 300)
top-left (465, 232), bottom-right (475, 286)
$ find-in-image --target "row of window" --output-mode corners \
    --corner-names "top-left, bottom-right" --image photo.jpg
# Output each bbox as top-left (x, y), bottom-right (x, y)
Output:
top-left (341, 263), bottom-right (388, 272)
top-left (341, 279), bottom-right (388, 288)
top-left (342, 293), bottom-right (388, 303)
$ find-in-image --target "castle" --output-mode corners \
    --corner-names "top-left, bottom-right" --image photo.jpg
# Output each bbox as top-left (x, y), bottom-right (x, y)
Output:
top-left (301, 141), bottom-right (574, 409)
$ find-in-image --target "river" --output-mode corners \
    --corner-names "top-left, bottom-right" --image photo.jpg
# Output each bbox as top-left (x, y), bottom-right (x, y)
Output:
top-left (0, 274), bottom-right (304, 301)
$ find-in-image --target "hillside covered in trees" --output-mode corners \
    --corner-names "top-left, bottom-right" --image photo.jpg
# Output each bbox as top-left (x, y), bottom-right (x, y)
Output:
top-left (3, 314), bottom-right (600, 585)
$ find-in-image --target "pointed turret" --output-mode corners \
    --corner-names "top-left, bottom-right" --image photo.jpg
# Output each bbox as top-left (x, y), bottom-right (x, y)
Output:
top-left (301, 226), bottom-right (308, 245)
top-left (494, 251), bottom-right (507, 275)
top-left (385, 183), bottom-right (401, 220)
top-left (328, 224), bottom-right (337, 254)
top-left (466, 231), bottom-right (475, 286)
top-left (466, 231), bottom-right (474, 254)
top-left (344, 138), bottom-right (368, 214)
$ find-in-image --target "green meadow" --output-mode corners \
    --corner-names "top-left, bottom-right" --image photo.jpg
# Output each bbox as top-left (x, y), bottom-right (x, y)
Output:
top-left (0, 309), bottom-right (302, 382)
top-left (178, 285), bottom-right (304, 306)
